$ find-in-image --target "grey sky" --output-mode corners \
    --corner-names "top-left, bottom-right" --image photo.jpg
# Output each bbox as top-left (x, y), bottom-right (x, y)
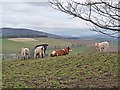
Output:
top-left (1, 0), bottom-right (99, 36)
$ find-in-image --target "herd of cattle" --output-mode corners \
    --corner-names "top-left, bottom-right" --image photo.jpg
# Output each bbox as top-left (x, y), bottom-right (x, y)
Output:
top-left (21, 41), bottom-right (109, 60)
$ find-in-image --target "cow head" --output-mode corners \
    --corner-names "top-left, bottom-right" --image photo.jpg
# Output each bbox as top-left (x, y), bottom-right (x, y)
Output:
top-left (43, 44), bottom-right (48, 49)
top-left (64, 47), bottom-right (72, 53)
top-left (95, 43), bottom-right (99, 48)
top-left (68, 47), bottom-right (72, 52)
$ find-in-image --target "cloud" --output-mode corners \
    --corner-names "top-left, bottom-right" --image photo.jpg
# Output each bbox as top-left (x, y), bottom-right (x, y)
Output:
top-left (1, 0), bottom-right (48, 2)
top-left (1, 1), bottom-right (94, 36)
top-left (25, 2), bottom-right (49, 6)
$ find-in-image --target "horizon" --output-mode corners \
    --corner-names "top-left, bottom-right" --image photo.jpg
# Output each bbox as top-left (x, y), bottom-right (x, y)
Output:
top-left (1, 27), bottom-right (112, 38)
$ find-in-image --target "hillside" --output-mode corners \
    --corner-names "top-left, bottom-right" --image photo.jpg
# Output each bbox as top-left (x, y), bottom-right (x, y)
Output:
top-left (2, 52), bottom-right (119, 88)
top-left (1, 27), bottom-right (64, 38)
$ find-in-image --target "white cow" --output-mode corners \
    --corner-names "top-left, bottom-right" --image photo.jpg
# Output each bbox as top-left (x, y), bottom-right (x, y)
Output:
top-left (21, 47), bottom-right (30, 60)
top-left (95, 41), bottom-right (109, 52)
top-left (34, 46), bottom-right (45, 59)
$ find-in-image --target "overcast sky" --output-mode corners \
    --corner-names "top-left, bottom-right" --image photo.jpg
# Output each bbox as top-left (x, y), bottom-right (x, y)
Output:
top-left (1, 0), bottom-right (100, 36)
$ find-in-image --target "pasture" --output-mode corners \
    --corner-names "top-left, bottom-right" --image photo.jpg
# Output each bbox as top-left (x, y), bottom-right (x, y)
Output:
top-left (1, 38), bottom-right (89, 60)
top-left (1, 37), bottom-right (119, 88)
top-left (2, 52), bottom-right (119, 88)
top-left (1, 37), bottom-right (118, 59)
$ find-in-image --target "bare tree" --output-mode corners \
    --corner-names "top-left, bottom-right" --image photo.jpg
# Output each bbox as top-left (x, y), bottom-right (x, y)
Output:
top-left (49, 0), bottom-right (120, 38)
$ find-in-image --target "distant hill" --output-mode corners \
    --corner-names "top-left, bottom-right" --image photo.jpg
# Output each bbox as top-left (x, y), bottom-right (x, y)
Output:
top-left (75, 34), bottom-right (117, 40)
top-left (1, 27), bottom-right (65, 38)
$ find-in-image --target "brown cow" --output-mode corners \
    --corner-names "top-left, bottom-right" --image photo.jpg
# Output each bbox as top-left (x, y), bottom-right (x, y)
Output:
top-left (50, 47), bottom-right (72, 57)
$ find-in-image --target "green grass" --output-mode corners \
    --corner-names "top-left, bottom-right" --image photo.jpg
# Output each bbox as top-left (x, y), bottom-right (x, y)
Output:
top-left (36, 38), bottom-right (72, 47)
top-left (1, 38), bottom-right (89, 60)
top-left (1, 38), bottom-right (73, 54)
top-left (71, 46), bottom-right (88, 55)
top-left (2, 52), bottom-right (119, 88)
top-left (2, 39), bottom-right (30, 53)
top-left (1, 37), bottom-right (118, 54)
top-left (1, 37), bottom-right (119, 89)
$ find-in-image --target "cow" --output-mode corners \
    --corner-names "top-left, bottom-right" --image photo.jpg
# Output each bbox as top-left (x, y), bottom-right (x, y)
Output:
top-left (34, 44), bottom-right (48, 55)
top-left (50, 47), bottom-right (72, 57)
top-left (34, 46), bottom-right (45, 59)
top-left (21, 47), bottom-right (30, 60)
top-left (95, 41), bottom-right (109, 52)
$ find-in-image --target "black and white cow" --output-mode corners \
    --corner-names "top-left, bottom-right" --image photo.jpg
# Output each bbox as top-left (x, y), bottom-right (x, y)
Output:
top-left (34, 46), bottom-right (45, 59)
top-left (35, 44), bottom-right (48, 54)
top-left (34, 44), bottom-right (48, 59)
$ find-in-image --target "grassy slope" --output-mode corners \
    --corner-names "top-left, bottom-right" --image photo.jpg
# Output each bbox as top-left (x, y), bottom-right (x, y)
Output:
top-left (2, 52), bottom-right (118, 88)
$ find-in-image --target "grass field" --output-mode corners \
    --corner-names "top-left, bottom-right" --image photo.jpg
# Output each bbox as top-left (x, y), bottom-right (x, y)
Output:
top-left (2, 38), bottom-right (73, 53)
top-left (1, 37), bottom-right (119, 88)
top-left (1, 38), bottom-right (90, 60)
top-left (1, 37), bottom-right (118, 55)
top-left (2, 52), bottom-right (119, 88)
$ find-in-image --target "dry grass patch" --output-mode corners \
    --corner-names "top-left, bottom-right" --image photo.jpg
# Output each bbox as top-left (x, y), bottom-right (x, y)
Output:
top-left (8, 38), bottom-right (37, 42)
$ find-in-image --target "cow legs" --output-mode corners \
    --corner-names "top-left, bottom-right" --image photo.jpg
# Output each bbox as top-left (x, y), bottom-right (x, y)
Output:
top-left (38, 54), bottom-right (40, 58)
top-left (40, 52), bottom-right (43, 58)
top-left (99, 47), bottom-right (107, 52)
top-left (104, 48), bottom-right (106, 52)
top-left (34, 53), bottom-right (41, 59)
top-left (34, 52), bottom-right (45, 59)
top-left (34, 53), bottom-right (37, 59)
top-left (41, 53), bottom-right (44, 58)
top-left (41, 53), bottom-right (43, 58)
top-left (26, 55), bottom-right (30, 59)
top-left (23, 54), bottom-right (27, 60)
top-left (23, 56), bottom-right (26, 60)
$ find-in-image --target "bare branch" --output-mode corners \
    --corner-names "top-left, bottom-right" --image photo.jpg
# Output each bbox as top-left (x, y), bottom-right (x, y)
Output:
top-left (49, 0), bottom-right (120, 38)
